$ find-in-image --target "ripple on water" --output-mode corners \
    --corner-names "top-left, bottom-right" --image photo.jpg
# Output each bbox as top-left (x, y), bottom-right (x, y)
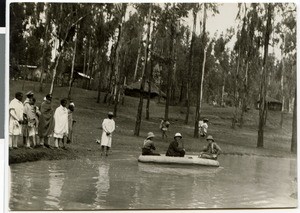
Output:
top-left (9, 154), bottom-right (297, 210)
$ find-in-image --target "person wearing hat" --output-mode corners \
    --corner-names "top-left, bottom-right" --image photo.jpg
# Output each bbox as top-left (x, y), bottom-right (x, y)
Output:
top-left (142, 132), bottom-right (160, 156)
top-left (24, 97), bottom-right (40, 149)
top-left (100, 112), bottom-right (115, 156)
top-left (166, 133), bottom-right (185, 157)
top-left (199, 118), bottom-right (209, 137)
top-left (22, 91), bottom-right (34, 145)
top-left (199, 135), bottom-right (222, 160)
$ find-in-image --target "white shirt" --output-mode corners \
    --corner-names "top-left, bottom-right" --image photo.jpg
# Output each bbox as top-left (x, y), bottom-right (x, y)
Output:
top-left (9, 98), bottom-right (24, 122)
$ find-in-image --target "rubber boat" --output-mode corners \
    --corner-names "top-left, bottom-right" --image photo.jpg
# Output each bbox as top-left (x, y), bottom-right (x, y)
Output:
top-left (138, 154), bottom-right (219, 167)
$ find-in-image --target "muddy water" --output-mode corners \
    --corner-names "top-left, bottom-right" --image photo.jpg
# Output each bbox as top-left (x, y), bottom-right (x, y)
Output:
top-left (9, 151), bottom-right (297, 210)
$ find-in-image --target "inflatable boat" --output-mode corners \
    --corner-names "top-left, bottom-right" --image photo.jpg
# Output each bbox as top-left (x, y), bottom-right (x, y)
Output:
top-left (138, 154), bottom-right (219, 167)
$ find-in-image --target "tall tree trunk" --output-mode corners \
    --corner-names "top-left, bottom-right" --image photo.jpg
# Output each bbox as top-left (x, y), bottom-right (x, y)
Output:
top-left (134, 4), bottom-right (152, 136)
top-left (185, 7), bottom-right (197, 124)
top-left (232, 48), bottom-right (241, 129)
top-left (280, 36), bottom-right (286, 128)
top-left (179, 80), bottom-right (184, 103)
top-left (194, 4), bottom-right (207, 137)
top-left (113, 33), bottom-right (125, 115)
top-left (170, 24), bottom-right (179, 106)
top-left (221, 72), bottom-right (226, 107)
top-left (68, 26), bottom-right (78, 99)
top-left (133, 30), bottom-right (143, 81)
top-left (146, 57), bottom-right (153, 120)
top-left (164, 23), bottom-right (175, 121)
top-left (96, 63), bottom-right (103, 103)
top-left (158, 72), bottom-right (162, 103)
top-left (113, 4), bottom-right (127, 117)
top-left (239, 60), bottom-right (249, 128)
top-left (194, 45), bottom-right (208, 137)
top-left (39, 4), bottom-right (50, 92)
top-left (257, 4), bottom-right (273, 148)
top-left (291, 88), bottom-right (296, 153)
top-left (86, 38), bottom-right (92, 90)
top-left (83, 39), bottom-right (87, 74)
top-left (49, 51), bottom-right (62, 94)
top-left (104, 42), bottom-right (116, 104)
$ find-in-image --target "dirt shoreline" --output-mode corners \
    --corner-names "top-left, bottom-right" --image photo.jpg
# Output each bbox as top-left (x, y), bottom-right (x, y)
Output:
top-left (9, 145), bottom-right (296, 165)
top-left (9, 82), bottom-right (295, 165)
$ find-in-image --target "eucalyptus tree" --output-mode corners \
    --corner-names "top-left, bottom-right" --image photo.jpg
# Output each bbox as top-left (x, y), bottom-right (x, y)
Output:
top-left (10, 3), bottom-right (48, 81)
top-left (182, 3), bottom-right (219, 137)
top-left (291, 87), bottom-right (296, 153)
top-left (257, 3), bottom-right (274, 148)
top-left (93, 4), bottom-right (120, 103)
top-left (10, 3), bottom-right (27, 76)
top-left (185, 3), bottom-right (198, 124)
top-left (48, 3), bottom-right (88, 94)
top-left (274, 3), bottom-right (297, 127)
top-left (112, 3), bottom-right (128, 117)
top-left (233, 3), bottom-right (264, 127)
top-left (160, 3), bottom-right (190, 121)
top-left (134, 3), bottom-right (152, 136)
top-left (39, 3), bottom-right (52, 92)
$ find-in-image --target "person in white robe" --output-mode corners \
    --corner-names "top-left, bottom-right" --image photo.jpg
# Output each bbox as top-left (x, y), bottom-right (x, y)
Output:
top-left (9, 92), bottom-right (24, 149)
top-left (199, 118), bottom-right (209, 137)
top-left (53, 99), bottom-right (68, 149)
top-left (100, 112), bottom-right (115, 156)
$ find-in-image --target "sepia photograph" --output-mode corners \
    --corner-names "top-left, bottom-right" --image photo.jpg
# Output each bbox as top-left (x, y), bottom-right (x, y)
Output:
top-left (7, 1), bottom-right (297, 211)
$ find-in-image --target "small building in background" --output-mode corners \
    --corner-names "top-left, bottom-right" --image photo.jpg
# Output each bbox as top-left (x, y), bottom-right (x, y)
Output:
top-left (257, 96), bottom-right (282, 111)
top-left (125, 79), bottom-right (166, 99)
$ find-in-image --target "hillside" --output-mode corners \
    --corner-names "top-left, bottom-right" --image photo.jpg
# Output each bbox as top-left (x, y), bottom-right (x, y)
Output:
top-left (9, 80), bottom-right (295, 163)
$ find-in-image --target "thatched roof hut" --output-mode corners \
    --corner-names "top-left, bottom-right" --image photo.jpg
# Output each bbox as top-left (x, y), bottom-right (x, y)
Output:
top-left (257, 96), bottom-right (282, 111)
top-left (125, 80), bottom-right (166, 99)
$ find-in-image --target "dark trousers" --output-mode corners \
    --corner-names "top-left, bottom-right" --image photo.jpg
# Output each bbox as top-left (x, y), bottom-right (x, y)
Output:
top-left (166, 150), bottom-right (185, 157)
top-left (142, 148), bottom-right (160, 156)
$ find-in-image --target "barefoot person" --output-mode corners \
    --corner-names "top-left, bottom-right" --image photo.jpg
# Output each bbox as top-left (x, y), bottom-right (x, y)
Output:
top-left (67, 102), bottom-right (76, 144)
top-left (25, 97), bottom-right (40, 148)
top-left (142, 132), bottom-right (160, 156)
top-left (38, 94), bottom-right (55, 148)
top-left (22, 91), bottom-right (34, 145)
top-left (101, 112), bottom-right (115, 156)
top-left (53, 99), bottom-right (69, 149)
top-left (199, 135), bottom-right (222, 160)
top-left (166, 133), bottom-right (185, 157)
top-left (9, 92), bottom-right (24, 149)
top-left (199, 118), bottom-right (209, 137)
top-left (160, 119), bottom-right (170, 139)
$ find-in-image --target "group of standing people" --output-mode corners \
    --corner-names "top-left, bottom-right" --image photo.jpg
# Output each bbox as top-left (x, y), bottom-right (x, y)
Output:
top-left (9, 91), bottom-right (76, 150)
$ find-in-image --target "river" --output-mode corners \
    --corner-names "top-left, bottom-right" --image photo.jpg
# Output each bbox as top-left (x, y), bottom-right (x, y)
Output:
top-left (9, 151), bottom-right (297, 210)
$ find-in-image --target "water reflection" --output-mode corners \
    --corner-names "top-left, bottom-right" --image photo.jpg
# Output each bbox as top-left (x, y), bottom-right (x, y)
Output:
top-left (45, 165), bottom-right (65, 210)
top-left (9, 153), bottom-right (297, 210)
top-left (94, 161), bottom-right (110, 207)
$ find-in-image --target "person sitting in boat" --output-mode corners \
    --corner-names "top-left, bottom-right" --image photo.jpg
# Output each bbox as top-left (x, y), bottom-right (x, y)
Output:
top-left (142, 132), bottom-right (160, 156)
top-left (199, 135), bottom-right (222, 160)
top-left (166, 133), bottom-right (185, 157)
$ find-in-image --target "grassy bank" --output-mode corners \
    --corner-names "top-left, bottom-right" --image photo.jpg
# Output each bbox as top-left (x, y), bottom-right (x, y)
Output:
top-left (9, 80), bottom-right (296, 164)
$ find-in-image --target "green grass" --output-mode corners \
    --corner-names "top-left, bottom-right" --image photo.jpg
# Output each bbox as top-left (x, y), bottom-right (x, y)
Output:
top-left (9, 80), bottom-right (296, 163)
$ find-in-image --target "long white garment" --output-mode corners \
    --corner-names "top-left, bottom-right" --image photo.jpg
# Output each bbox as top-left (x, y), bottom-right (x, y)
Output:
top-left (101, 118), bottom-right (115, 147)
top-left (53, 105), bottom-right (68, 138)
top-left (9, 98), bottom-right (24, 135)
top-left (200, 122), bottom-right (208, 135)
